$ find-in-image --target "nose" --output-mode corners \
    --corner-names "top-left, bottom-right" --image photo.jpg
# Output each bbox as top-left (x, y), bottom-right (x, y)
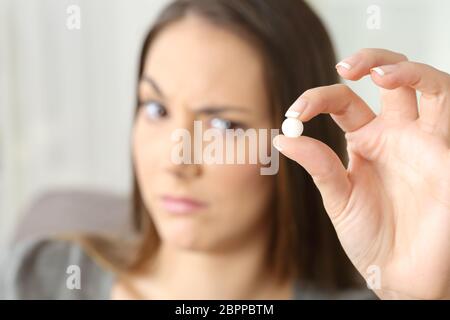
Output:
top-left (165, 162), bottom-right (201, 180)
top-left (163, 111), bottom-right (203, 180)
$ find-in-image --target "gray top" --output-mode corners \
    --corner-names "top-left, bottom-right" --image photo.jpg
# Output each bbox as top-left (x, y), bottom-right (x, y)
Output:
top-left (0, 237), bottom-right (377, 300)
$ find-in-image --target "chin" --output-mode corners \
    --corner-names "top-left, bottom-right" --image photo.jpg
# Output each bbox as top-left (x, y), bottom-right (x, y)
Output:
top-left (161, 223), bottom-right (211, 251)
top-left (157, 219), bottom-right (236, 252)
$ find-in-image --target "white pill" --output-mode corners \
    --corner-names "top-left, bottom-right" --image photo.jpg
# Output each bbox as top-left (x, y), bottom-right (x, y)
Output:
top-left (282, 117), bottom-right (304, 138)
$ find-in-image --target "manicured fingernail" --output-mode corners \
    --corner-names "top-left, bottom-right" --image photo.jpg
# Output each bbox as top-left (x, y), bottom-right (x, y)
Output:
top-left (336, 61), bottom-right (352, 70)
top-left (273, 135), bottom-right (283, 151)
top-left (371, 64), bottom-right (397, 76)
top-left (286, 98), bottom-right (307, 118)
top-left (371, 67), bottom-right (385, 76)
top-left (285, 110), bottom-right (300, 118)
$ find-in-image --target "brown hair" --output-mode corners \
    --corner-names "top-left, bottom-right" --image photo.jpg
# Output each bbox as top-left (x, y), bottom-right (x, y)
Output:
top-left (72, 0), bottom-right (363, 292)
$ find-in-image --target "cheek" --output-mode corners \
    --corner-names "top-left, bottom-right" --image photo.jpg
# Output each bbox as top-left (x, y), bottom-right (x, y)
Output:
top-left (209, 164), bottom-right (275, 221)
top-left (132, 117), bottom-right (163, 190)
top-left (133, 120), bottom-right (151, 170)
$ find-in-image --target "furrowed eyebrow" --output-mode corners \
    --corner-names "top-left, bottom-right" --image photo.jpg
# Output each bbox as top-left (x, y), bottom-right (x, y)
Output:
top-left (140, 75), bottom-right (165, 98)
top-left (194, 106), bottom-right (250, 115)
top-left (140, 76), bottom-right (250, 114)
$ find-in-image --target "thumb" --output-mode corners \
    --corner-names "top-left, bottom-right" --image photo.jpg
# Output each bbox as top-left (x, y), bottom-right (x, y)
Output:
top-left (273, 134), bottom-right (352, 220)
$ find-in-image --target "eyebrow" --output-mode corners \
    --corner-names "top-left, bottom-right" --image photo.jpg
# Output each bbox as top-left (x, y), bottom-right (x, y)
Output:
top-left (140, 75), bottom-right (250, 115)
top-left (141, 75), bottom-right (165, 98)
top-left (194, 106), bottom-right (249, 115)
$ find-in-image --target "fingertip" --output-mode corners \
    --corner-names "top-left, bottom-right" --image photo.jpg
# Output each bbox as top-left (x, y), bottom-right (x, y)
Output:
top-left (369, 68), bottom-right (387, 86)
top-left (298, 111), bottom-right (311, 122)
top-left (336, 58), bottom-right (369, 80)
top-left (370, 67), bottom-right (386, 77)
top-left (335, 63), bottom-right (352, 78)
top-left (272, 134), bottom-right (286, 152)
top-left (369, 67), bottom-right (400, 90)
top-left (336, 66), bottom-right (365, 81)
top-left (336, 61), bottom-right (352, 72)
top-left (274, 134), bottom-right (310, 156)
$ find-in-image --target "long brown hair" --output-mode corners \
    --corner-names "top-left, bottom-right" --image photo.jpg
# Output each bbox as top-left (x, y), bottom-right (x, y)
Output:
top-left (73, 0), bottom-right (363, 292)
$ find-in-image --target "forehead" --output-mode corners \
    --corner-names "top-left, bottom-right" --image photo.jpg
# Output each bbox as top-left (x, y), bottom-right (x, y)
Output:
top-left (142, 14), bottom-right (270, 111)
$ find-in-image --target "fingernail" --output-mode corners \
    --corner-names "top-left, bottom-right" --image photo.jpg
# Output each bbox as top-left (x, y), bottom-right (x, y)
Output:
top-left (371, 67), bottom-right (385, 77)
top-left (371, 64), bottom-right (397, 76)
top-left (285, 98), bottom-right (307, 118)
top-left (336, 61), bottom-right (352, 70)
top-left (285, 110), bottom-right (300, 118)
top-left (273, 135), bottom-right (283, 151)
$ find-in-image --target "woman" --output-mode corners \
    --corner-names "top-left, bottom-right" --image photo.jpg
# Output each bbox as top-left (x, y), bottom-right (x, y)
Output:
top-left (1, 0), bottom-right (449, 300)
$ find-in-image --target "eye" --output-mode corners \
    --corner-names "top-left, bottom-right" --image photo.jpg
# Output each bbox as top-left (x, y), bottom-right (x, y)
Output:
top-left (210, 117), bottom-right (243, 130)
top-left (143, 100), bottom-right (167, 120)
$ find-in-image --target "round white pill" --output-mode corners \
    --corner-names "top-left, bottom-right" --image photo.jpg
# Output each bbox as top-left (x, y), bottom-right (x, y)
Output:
top-left (282, 117), bottom-right (304, 138)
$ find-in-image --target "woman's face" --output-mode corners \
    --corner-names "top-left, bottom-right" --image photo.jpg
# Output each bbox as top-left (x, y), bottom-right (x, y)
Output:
top-left (133, 14), bottom-right (275, 251)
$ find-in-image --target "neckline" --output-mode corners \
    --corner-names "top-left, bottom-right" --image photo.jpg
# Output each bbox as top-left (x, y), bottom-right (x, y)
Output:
top-left (102, 270), bottom-right (305, 300)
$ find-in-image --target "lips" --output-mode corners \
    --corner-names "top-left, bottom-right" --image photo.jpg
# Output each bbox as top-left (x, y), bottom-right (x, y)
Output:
top-left (160, 195), bottom-right (207, 214)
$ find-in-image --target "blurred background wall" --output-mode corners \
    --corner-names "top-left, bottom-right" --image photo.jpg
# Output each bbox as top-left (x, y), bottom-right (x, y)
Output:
top-left (1, 0), bottom-right (449, 245)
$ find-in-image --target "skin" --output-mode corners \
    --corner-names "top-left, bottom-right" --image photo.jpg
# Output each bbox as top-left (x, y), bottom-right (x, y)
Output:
top-left (111, 15), bottom-right (450, 299)
top-left (111, 14), bottom-right (292, 299)
top-left (276, 49), bottom-right (450, 299)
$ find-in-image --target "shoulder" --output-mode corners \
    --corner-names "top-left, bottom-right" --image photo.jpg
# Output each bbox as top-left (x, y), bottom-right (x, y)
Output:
top-left (0, 237), bottom-right (113, 299)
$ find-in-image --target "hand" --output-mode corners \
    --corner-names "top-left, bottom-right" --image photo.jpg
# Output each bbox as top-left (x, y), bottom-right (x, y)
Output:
top-left (273, 49), bottom-right (450, 299)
